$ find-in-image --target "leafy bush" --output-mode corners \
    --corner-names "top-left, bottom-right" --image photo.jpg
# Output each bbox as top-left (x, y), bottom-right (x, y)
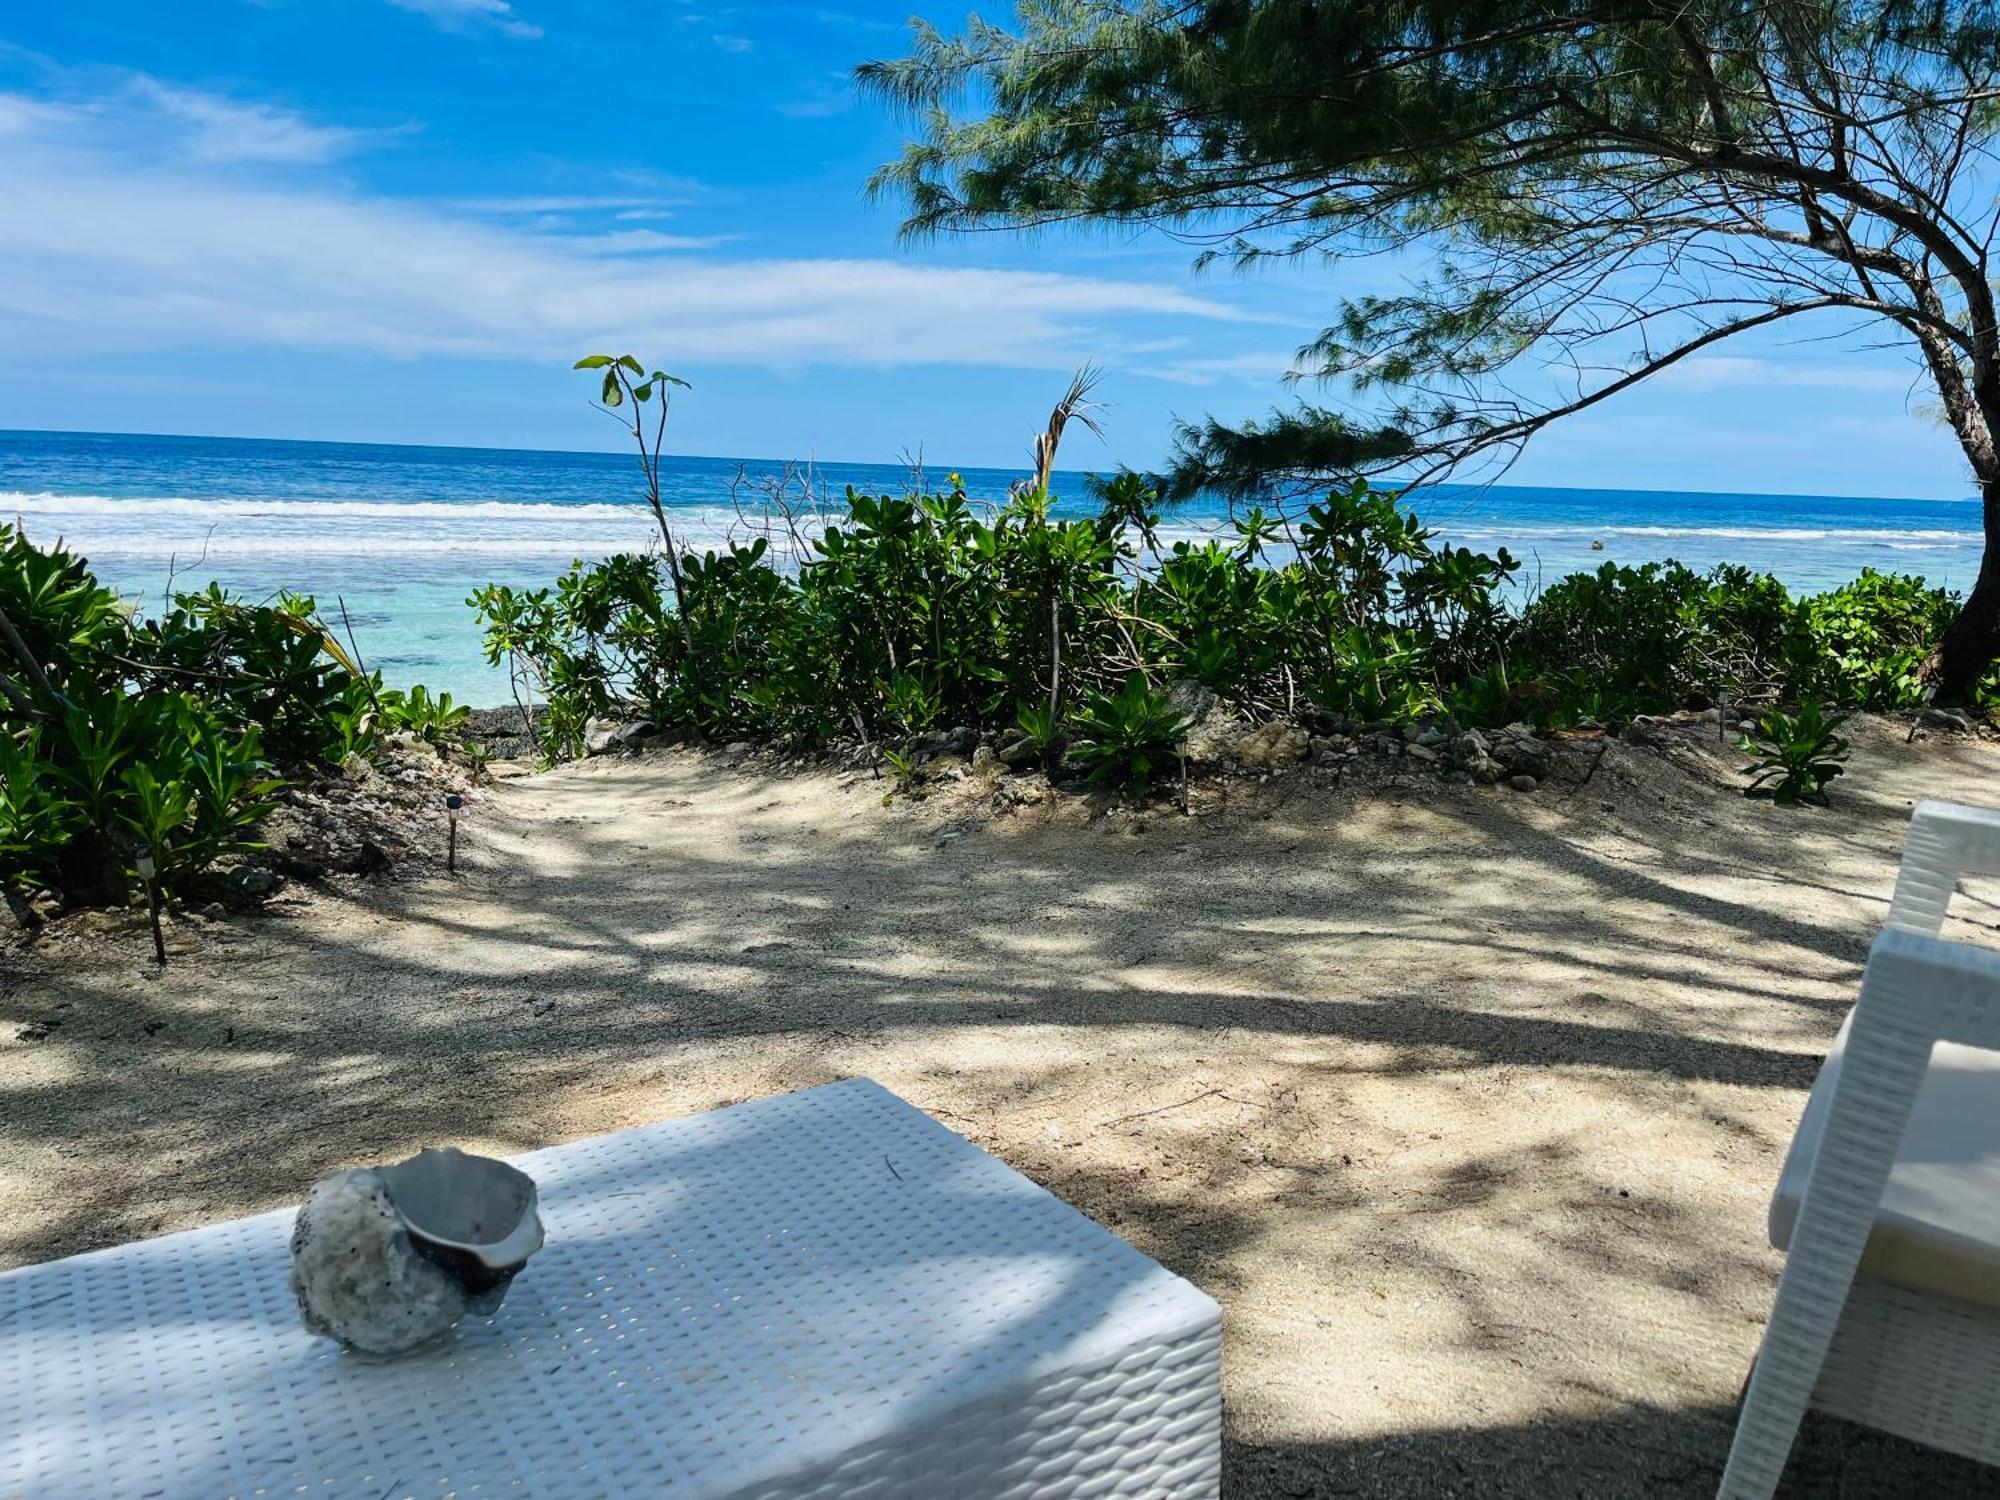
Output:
top-left (471, 458), bottom-right (1991, 793)
top-left (1787, 570), bottom-right (1956, 711)
top-left (1738, 703), bottom-right (1853, 807)
top-left (1069, 674), bottom-right (1190, 793)
top-left (0, 524), bottom-right (460, 909)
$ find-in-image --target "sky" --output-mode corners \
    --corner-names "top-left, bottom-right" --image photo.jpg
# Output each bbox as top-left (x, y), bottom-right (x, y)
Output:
top-left (0, 1), bottom-right (1979, 498)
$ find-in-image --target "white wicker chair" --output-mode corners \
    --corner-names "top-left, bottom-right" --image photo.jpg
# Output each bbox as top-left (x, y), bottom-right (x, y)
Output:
top-left (1720, 798), bottom-right (2000, 1496)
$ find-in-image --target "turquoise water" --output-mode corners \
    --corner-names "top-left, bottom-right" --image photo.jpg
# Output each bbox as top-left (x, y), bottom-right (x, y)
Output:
top-left (2, 428), bottom-right (1983, 704)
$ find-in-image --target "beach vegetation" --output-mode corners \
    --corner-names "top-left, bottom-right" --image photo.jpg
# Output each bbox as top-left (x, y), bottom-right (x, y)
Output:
top-left (1069, 673), bottom-right (1192, 795)
top-left (0, 523), bottom-right (464, 909)
top-left (471, 477), bottom-right (1988, 791)
top-left (860, 0), bottom-right (2000, 701)
top-left (1738, 702), bottom-right (1853, 807)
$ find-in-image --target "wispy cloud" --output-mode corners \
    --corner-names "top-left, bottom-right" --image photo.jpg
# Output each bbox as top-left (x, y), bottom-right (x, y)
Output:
top-left (0, 75), bottom-right (1251, 375)
top-left (1660, 354), bottom-right (1919, 394)
top-left (1132, 350), bottom-right (1315, 387)
top-left (131, 79), bottom-right (391, 164)
top-left (386, 0), bottom-right (542, 40)
top-left (712, 34), bottom-right (755, 53)
top-left (0, 76), bottom-right (400, 167)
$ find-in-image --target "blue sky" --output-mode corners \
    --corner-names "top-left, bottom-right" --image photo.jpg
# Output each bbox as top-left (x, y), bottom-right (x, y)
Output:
top-left (0, 1), bottom-right (1977, 497)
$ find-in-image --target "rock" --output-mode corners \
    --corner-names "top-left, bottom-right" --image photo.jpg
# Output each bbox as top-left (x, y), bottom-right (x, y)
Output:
top-left (1413, 725), bottom-right (1449, 749)
top-left (1470, 761), bottom-right (1503, 785)
top-left (1405, 743), bottom-right (1440, 763)
top-left (235, 866), bottom-right (284, 899)
top-left (1489, 725), bottom-right (1554, 778)
top-left (1237, 722), bottom-right (1309, 769)
top-left (912, 725), bottom-right (978, 761)
top-left (1182, 705), bottom-right (1247, 765)
top-left (997, 736), bottom-right (1040, 767)
top-left (723, 741), bottom-right (753, 757)
top-left (993, 773), bottom-right (1050, 809)
top-left (1448, 730), bottom-right (1490, 768)
top-left (970, 745), bottom-right (1002, 776)
top-left (1398, 723), bottom-right (1424, 744)
top-left (609, 719), bottom-right (658, 748)
top-left (1163, 680), bottom-right (1218, 730)
top-left (583, 718), bottom-right (617, 755)
top-left (1921, 706), bottom-right (1975, 733)
top-left (1509, 774), bottom-right (1540, 792)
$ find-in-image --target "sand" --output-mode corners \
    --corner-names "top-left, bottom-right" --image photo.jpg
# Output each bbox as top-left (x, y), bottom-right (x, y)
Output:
top-left (5, 714), bottom-right (1999, 1496)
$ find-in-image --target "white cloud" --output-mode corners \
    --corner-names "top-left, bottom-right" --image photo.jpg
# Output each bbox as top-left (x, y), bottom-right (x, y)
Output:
top-left (1133, 350), bottom-right (1316, 387)
top-left (1659, 353), bottom-right (1919, 394)
top-left (0, 79), bottom-right (1251, 375)
top-left (712, 34), bottom-right (755, 53)
top-left (557, 229), bottom-right (741, 254)
top-left (0, 79), bottom-right (396, 167)
top-left (387, 0), bottom-right (542, 39)
top-left (130, 80), bottom-right (386, 164)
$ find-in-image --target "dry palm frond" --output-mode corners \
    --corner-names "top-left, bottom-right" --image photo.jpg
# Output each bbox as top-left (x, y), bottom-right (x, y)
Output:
top-left (1031, 363), bottom-right (1107, 495)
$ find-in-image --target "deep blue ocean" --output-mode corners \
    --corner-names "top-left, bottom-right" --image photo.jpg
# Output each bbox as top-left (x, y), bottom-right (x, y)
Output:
top-left (1, 428), bottom-right (1983, 704)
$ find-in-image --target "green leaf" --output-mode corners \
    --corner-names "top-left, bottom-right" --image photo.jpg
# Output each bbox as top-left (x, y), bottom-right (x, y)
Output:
top-left (633, 381), bottom-right (653, 402)
top-left (617, 355), bottom-right (645, 374)
top-left (601, 369), bottom-right (623, 407)
top-left (573, 355), bottom-right (613, 369)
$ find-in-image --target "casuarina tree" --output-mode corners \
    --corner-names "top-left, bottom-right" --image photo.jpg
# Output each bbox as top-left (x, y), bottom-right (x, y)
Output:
top-left (861, 1), bottom-right (2000, 700)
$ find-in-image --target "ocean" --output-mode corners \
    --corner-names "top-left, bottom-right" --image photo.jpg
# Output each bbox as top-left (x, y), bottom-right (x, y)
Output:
top-left (1, 428), bottom-right (1984, 705)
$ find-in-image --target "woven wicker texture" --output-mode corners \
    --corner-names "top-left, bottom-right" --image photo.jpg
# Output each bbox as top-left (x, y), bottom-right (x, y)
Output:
top-left (1, 1077), bottom-right (1221, 1499)
top-left (1722, 799), bottom-right (2000, 1497)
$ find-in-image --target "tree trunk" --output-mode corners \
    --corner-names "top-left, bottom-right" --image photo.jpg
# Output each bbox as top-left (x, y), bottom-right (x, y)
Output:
top-left (1927, 482), bottom-right (2000, 702)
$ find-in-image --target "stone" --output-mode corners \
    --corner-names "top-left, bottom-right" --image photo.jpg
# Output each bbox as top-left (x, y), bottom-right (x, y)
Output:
top-left (996, 736), bottom-right (1040, 768)
top-left (993, 773), bottom-right (1050, 808)
top-left (290, 1148), bottom-right (544, 1357)
top-left (1162, 679), bottom-right (1218, 730)
top-left (1182, 705), bottom-right (1247, 765)
top-left (970, 745), bottom-right (1002, 776)
top-left (1921, 706), bottom-right (1975, 733)
top-left (1489, 730), bottom-right (1554, 778)
top-left (1509, 774), bottom-right (1540, 792)
top-left (912, 725), bottom-right (978, 760)
top-left (1413, 725), bottom-right (1449, 749)
top-left (1237, 722), bottom-right (1310, 769)
top-left (1405, 743), bottom-right (1440, 763)
top-left (235, 866), bottom-right (283, 899)
top-left (1448, 730), bottom-right (1490, 768)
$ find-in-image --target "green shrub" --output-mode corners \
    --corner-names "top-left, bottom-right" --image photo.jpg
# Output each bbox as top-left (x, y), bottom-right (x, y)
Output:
top-left (1786, 570), bottom-right (1957, 711)
top-left (1069, 674), bottom-right (1189, 793)
top-left (0, 524), bottom-right (459, 909)
top-left (471, 473), bottom-right (1981, 794)
top-left (1738, 702), bottom-right (1853, 807)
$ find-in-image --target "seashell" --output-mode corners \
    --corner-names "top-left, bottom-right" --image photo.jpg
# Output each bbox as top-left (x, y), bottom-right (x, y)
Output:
top-left (289, 1147), bottom-right (544, 1355)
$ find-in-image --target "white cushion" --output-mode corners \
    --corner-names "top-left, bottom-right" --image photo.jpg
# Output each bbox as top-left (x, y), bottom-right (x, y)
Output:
top-left (1771, 1011), bottom-right (2000, 1309)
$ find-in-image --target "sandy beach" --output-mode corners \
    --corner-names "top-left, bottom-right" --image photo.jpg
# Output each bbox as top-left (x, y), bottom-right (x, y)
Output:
top-left (5, 715), bottom-right (1998, 1494)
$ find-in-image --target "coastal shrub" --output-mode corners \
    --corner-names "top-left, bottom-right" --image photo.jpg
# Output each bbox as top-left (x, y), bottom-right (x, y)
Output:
top-left (473, 480), bottom-right (1990, 788)
top-left (1738, 703), bottom-right (1853, 807)
top-left (0, 524), bottom-right (458, 909)
top-left (1069, 674), bottom-right (1191, 794)
top-left (1785, 571), bottom-right (1957, 712)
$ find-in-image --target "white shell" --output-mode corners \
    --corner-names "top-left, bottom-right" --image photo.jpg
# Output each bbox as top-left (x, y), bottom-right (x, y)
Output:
top-left (289, 1150), bottom-right (544, 1356)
